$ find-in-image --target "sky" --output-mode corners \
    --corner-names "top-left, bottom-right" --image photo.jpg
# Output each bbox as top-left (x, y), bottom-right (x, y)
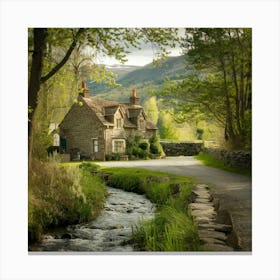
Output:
top-left (95, 28), bottom-right (185, 66)
top-left (98, 45), bottom-right (183, 66)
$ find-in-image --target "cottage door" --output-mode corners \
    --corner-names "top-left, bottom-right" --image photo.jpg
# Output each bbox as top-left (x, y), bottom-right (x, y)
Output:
top-left (61, 138), bottom-right (67, 153)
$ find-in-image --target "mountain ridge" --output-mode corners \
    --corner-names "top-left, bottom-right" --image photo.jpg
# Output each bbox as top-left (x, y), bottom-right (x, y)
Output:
top-left (87, 55), bottom-right (189, 101)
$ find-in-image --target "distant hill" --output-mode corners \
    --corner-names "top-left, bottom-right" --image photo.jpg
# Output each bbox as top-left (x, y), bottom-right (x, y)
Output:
top-left (105, 64), bottom-right (142, 79)
top-left (115, 55), bottom-right (188, 86)
top-left (87, 55), bottom-right (191, 103)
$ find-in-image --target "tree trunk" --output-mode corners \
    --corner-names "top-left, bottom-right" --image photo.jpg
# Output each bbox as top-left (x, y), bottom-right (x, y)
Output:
top-left (28, 28), bottom-right (47, 140)
top-left (220, 58), bottom-right (235, 142)
top-left (28, 28), bottom-right (85, 161)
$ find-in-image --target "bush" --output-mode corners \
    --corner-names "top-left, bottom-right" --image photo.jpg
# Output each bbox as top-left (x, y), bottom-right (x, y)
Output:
top-left (105, 153), bottom-right (121, 161)
top-left (28, 159), bottom-right (107, 242)
top-left (196, 128), bottom-right (204, 140)
top-left (139, 142), bottom-right (149, 151)
top-left (125, 133), bottom-right (165, 159)
top-left (132, 147), bottom-right (149, 159)
top-left (149, 135), bottom-right (165, 157)
top-left (126, 134), bottom-right (150, 159)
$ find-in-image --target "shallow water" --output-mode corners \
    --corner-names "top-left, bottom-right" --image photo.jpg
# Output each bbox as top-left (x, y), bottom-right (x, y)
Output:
top-left (29, 187), bottom-right (154, 252)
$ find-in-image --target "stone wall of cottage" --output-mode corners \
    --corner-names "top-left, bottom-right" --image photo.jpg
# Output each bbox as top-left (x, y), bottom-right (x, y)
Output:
top-left (105, 129), bottom-right (113, 154)
top-left (59, 102), bottom-right (106, 160)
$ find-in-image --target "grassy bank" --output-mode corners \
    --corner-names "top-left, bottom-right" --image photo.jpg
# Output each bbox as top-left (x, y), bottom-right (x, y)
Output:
top-left (29, 162), bottom-right (200, 251)
top-left (102, 167), bottom-right (200, 251)
top-left (28, 161), bottom-right (107, 242)
top-left (194, 152), bottom-right (251, 176)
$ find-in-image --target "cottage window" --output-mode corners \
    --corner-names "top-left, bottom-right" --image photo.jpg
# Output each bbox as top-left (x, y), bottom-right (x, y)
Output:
top-left (113, 140), bottom-right (125, 153)
top-left (53, 133), bottom-right (60, 146)
top-left (139, 119), bottom-right (145, 130)
top-left (93, 139), bottom-right (98, 153)
top-left (116, 118), bottom-right (122, 129)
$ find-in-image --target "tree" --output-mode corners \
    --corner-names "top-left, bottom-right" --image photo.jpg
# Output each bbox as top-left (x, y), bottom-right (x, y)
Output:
top-left (158, 111), bottom-right (179, 140)
top-left (28, 28), bottom-right (179, 158)
top-left (143, 96), bottom-right (159, 125)
top-left (28, 28), bottom-right (85, 143)
top-left (158, 28), bottom-right (252, 149)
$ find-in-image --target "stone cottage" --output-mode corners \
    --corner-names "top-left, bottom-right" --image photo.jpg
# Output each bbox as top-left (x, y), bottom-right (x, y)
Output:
top-left (59, 82), bottom-right (157, 160)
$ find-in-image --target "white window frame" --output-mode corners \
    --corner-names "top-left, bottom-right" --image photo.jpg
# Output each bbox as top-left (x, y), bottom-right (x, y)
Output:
top-left (53, 133), bottom-right (60, 146)
top-left (116, 118), bottom-right (122, 129)
top-left (93, 139), bottom-right (98, 153)
top-left (112, 139), bottom-right (126, 153)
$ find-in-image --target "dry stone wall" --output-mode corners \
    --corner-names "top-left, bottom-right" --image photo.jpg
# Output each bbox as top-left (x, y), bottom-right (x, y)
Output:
top-left (160, 141), bottom-right (251, 170)
top-left (203, 147), bottom-right (251, 169)
top-left (160, 141), bottom-right (203, 156)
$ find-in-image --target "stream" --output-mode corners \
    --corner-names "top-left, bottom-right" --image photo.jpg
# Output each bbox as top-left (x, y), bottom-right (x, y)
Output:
top-left (29, 187), bottom-right (155, 252)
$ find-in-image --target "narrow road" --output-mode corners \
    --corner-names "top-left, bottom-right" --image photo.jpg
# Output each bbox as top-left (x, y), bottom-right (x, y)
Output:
top-left (98, 156), bottom-right (252, 251)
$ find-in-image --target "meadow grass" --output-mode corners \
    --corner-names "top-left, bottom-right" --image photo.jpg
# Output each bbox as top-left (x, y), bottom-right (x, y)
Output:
top-left (28, 160), bottom-right (107, 242)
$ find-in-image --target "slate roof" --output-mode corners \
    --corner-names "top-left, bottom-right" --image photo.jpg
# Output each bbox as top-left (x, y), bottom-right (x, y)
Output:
top-left (81, 97), bottom-right (116, 127)
top-left (104, 105), bottom-right (119, 116)
top-left (81, 96), bottom-right (157, 130)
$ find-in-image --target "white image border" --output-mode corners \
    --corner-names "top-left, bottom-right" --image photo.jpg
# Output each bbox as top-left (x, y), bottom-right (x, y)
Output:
top-left (0, 0), bottom-right (279, 279)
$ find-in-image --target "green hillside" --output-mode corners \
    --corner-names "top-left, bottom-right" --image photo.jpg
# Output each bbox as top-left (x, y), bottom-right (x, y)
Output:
top-left (115, 55), bottom-right (188, 86)
top-left (87, 55), bottom-right (191, 103)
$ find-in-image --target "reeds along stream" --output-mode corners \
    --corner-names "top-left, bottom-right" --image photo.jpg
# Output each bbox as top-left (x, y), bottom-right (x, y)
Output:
top-left (29, 187), bottom-right (155, 252)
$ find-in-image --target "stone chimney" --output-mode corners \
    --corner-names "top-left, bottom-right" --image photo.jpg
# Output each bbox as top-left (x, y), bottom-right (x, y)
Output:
top-left (130, 88), bottom-right (140, 105)
top-left (80, 81), bottom-right (90, 98)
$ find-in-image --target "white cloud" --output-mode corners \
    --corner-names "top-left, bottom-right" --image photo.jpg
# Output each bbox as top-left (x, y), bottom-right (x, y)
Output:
top-left (98, 45), bottom-right (182, 66)
top-left (93, 28), bottom-right (185, 66)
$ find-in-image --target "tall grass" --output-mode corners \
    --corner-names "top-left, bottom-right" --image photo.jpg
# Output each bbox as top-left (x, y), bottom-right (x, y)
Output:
top-left (132, 207), bottom-right (199, 251)
top-left (103, 167), bottom-right (199, 251)
top-left (28, 160), bottom-right (107, 241)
